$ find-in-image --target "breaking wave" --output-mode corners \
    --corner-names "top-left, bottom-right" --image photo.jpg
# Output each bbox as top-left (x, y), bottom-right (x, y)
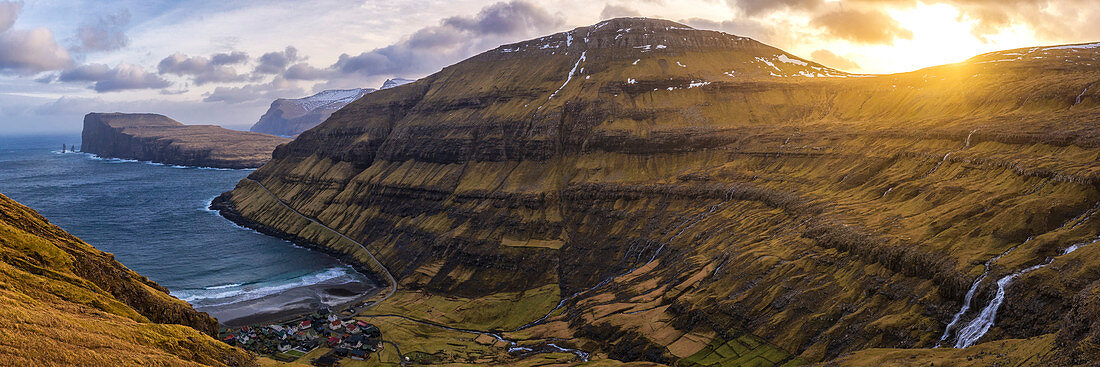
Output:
top-left (172, 266), bottom-right (360, 308)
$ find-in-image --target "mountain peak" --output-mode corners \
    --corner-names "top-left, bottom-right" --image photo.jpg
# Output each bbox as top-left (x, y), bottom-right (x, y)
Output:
top-left (381, 78), bottom-right (415, 90)
top-left (488, 17), bottom-right (845, 80)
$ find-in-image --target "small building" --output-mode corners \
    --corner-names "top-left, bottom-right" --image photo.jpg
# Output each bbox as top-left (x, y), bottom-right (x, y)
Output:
top-left (346, 323), bottom-right (360, 334)
top-left (344, 334), bottom-right (364, 349)
top-left (278, 342), bottom-right (293, 352)
top-left (333, 348), bottom-right (349, 357)
top-left (349, 349), bottom-right (368, 361)
top-left (312, 355), bottom-right (338, 367)
top-left (300, 320), bottom-right (312, 329)
top-left (361, 324), bottom-right (381, 340)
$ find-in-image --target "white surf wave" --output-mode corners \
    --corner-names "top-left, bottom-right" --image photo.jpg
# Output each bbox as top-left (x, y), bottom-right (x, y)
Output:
top-left (172, 266), bottom-right (360, 308)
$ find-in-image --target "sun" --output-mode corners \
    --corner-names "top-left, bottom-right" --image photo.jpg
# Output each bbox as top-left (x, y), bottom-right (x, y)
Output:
top-left (821, 3), bottom-right (1039, 74)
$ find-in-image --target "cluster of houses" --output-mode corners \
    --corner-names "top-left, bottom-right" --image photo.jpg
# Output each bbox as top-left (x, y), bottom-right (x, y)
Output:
top-left (218, 309), bottom-right (383, 365)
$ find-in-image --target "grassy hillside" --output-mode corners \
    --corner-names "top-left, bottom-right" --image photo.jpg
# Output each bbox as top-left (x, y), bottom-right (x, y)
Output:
top-left (220, 18), bottom-right (1100, 365)
top-left (0, 193), bottom-right (254, 366)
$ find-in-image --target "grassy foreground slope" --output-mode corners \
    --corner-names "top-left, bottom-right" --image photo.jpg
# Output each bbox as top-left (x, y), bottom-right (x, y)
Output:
top-left (221, 18), bottom-right (1100, 365)
top-left (0, 193), bottom-right (253, 366)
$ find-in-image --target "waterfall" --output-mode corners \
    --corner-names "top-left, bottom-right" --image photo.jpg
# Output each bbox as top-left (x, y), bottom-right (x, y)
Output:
top-left (965, 129), bottom-right (979, 148)
top-left (953, 263), bottom-right (1046, 348)
top-left (948, 236), bottom-right (1099, 348)
top-left (937, 273), bottom-right (986, 346)
top-left (937, 237), bottom-right (1029, 346)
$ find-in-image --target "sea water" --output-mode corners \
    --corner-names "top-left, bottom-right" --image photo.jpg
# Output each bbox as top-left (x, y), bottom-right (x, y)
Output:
top-left (0, 134), bottom-right (375, 326)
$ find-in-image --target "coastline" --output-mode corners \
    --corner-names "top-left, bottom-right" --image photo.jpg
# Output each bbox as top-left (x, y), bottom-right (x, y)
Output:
top-left (209, 192), bottom-right (388, 326)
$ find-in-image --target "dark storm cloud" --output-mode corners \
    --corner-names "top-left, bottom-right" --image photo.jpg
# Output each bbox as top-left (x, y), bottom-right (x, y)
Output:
top-left (73, 10), bottom-right (130, 52)
top-left (253, 46), bottom-right (300, 74)
top-left (157, 52), bottom-right (247, 85)
top-left (58, 63), bottom-right (170, 92)
top-left (327, 0), bottom-right (563, 79)
top-left (812, 9), bottom-right (913, 44)
top-left (0, 1), bottom-right (71, 74)
top-left (810, 49), bottom-right (860, 70)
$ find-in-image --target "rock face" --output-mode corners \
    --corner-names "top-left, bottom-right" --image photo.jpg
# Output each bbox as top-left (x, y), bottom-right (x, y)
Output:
top-left (249, 88), bottom-right (374, 137)
top-left (221, 18), bottom-right (1100, 365)
top-left (82, 112), bottom-right (290, 169)
top-left (0, 192), bottom-right (254, 366)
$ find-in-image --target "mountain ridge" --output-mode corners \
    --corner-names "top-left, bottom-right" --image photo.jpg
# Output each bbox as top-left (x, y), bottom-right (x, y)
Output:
top-left (220, 17), bottom-right (1100, 365)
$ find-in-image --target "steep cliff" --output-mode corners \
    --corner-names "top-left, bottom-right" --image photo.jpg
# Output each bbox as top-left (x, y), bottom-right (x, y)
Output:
top-left (219, 18), bottom-right (1100, 365)
top-left (0, 192), bottom-right (254, 366)
top-left (82, 113), bottom-right (290, 169)
top-left (249, 88), bottom-right (374, 137)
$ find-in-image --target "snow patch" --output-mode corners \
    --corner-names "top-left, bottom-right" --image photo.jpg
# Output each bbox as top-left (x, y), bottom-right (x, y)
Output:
top-left (1041, 42), bottom-right (1100, 51)
top-left (776, 54), bottom-right (808, 66)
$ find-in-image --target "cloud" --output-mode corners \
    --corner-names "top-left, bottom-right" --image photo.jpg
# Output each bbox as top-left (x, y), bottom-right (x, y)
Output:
top-left (58, 62), bottom-right (170, 92)
top-left (211, 51), bottom-right (248, 65)
top-left (0, 1), bottom-right (71, 74)
top-left (810, 49), bottom-right (860, 70)
top-left (600, 4), bottom-right (642, 19)
top-left (157, 52), bottom-right (247, 85)
top-left (284, 62), bottom-right (333, 81)
top-left (680, 17), bottom-right (776, 41)
top-left (203, 76), bottom-right (303, 104)
top-left (812, 9), bottom-right (913, 44)
top-left (72, 10), bottom-right (130, 52)
top-left (326, 1), bottom-right (563, 81)
top-left (0, 0), bottom-right (18, 33)
top-left (254, 46), bottom-right (300, 74)
top-left (0, 28), bottom-right (72, 74)
top-left (23, 95), bottom-right (271, 134)
top-left (728, 0), bottom-right (823, 15)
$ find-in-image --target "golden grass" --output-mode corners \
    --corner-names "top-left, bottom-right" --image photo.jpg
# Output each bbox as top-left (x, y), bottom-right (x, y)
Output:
top-left (0, 193), bottom-right (254, 366)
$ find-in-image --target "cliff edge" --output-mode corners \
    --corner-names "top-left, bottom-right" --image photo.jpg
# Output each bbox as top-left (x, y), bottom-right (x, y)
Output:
top-left (82, 112), bottom-right (290, 169)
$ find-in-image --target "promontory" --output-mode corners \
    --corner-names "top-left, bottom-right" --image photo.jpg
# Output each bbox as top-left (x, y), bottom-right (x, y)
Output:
top-left (81, 112), bottom-right (291, 169)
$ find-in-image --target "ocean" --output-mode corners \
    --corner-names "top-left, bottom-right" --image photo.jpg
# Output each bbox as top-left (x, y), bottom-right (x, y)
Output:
top-left (0, 134), bottom-right (376, 326)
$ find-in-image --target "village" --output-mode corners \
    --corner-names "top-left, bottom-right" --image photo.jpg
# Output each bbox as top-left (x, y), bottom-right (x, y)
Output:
top-left (219, 307), bottom-right (388, 366)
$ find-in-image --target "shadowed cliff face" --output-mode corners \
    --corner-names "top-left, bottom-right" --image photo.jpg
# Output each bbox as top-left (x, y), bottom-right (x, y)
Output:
top-left (82, 112), bottom-right (291, 169)
top-left (223, 18), bottom-right (1100, 364)
top-left (0, 193), bottom-right (254, 366)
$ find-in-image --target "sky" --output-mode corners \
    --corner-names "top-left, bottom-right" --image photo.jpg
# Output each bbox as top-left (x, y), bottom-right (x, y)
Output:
top-left (1, 0), bottom-right (1098, 135)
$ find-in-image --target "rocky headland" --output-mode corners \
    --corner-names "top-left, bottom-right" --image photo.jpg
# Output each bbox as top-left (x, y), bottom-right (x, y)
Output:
top-left (81, 112), bottom-right (290, 169)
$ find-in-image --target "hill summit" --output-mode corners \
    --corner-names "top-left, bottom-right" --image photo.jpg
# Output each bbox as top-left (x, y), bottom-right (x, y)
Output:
top-left (218, 17), bottom-right (1100, 366)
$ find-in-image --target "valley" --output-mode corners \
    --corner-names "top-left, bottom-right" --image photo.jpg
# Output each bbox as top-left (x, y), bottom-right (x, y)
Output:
top-left (213, 18), bottom-right (1100, 365)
